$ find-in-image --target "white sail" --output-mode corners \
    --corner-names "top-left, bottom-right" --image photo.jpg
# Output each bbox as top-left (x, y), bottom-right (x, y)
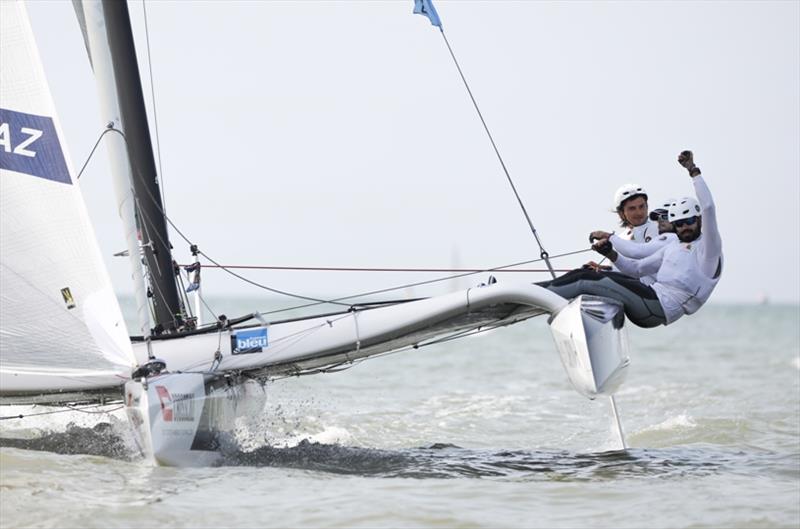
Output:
top-left (0, 0), bottom-right (135, 394)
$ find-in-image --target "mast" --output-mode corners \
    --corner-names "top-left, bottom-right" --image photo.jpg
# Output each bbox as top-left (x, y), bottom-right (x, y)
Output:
top-left (78, 0), bottom-right (151, 354)
top-left (100, 0), bottom-right (183, 333)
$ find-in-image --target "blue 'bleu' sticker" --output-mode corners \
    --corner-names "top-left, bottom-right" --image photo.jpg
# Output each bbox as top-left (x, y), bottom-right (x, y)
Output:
top-left (231, 327), bottom-right (268, 355)
top-left (0, 108), bottom-right (71, 185)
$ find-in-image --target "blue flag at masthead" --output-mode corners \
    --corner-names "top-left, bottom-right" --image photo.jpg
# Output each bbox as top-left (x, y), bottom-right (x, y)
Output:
top-left (414, 0), bottom-right (442, 28)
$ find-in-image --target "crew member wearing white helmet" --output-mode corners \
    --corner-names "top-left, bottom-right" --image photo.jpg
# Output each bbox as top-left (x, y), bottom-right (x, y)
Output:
top-left (612, 184), bottom-right (660, 243)
top-left (539, 151), bottom-right (722, 328)
top-left (651, 199), bottom-right (677, 234)
top-left (587, 184), bottom-right (662, 283)
top-left (590, 199), bottom-right (678, 260)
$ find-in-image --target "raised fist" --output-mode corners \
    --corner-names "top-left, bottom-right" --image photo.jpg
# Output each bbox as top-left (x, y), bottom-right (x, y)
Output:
top-left (678, 150), bottom-right (701, 176)
top-left (678, 150), bottom-right (695, 169)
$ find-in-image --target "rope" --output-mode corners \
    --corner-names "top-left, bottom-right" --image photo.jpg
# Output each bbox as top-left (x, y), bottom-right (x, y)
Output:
top-left (269, 318), bottom-right (516, 381)
top-left (193, 249), bottom-right (350, 308)
top-left (176, 264), bottom-right (572, 273)
top-left (210, 325), bottom-right (224, 372)
top-left (260, 247), bottom-right (592, 316)
top-left (196, 291), bottom-right (219, 322)
top-left (76, 126), bottom-right (117, 180)
top-left (437, 27), bottom-right (556, 279)
top-left (141, 0), bottom-right (168, 215)
top-left (349, 308), bottom-right (361, 364)
top-left (0, 403), bottom-right (124, 421)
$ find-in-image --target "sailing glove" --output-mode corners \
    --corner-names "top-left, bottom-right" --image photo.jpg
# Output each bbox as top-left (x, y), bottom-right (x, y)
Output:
top-left (593, 239), bottom-right (614, 257)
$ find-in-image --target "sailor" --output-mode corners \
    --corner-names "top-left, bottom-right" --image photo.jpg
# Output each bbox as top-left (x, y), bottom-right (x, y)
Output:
top-left (612, 183), bottom-right (660, 243)
top-left (584, 185), bottom-right (663, 281)
top-left (650, 199), bottom-right (677, 234)
top-left (539, 151), bottom-right (722, 328)
top-left (589, 199), bottom-right (678, 261)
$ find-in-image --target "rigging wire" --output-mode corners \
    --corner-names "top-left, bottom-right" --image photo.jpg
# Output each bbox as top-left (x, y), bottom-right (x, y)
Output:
top-left (177, 264), bottom-right (572, 273)
top-left (84, 125), bottom-right (351, 311)
top-left (175, 266), bottom-right (195, 320)
top-left (76, 126), bottom-right (117, 180)
top-left (131, 191), bottom-right (182, 330)
top-left (140, 0), bottom-right (168, 216)
top-left (195, 288), bottom-right (220, 322)
top-left (176, 261), bottom-right (219, 323)
top-left (259, 247), bottom-right (592, 316)
top-left (0, 403), bottom-right (124, 421)
top-left (435, 26), bottom-right (557, 279)
top-left (268, 317), bottom-right (520, 381)
top-left (176, 264), bottom-right (220, 324)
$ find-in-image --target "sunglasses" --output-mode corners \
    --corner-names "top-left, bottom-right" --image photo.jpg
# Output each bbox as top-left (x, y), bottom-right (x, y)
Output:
top-left (673, 216), bottom-right (698, 228)
top-left (649, 210), bottom-right (668, 221)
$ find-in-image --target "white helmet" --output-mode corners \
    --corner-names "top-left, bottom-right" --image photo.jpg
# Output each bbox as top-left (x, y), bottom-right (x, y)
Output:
top-left (649, 198), bottom-right (676, 220)
top-left (668, 197), bottom-right (701, 222)
top-left (613, 183), bottom-right (648, 210)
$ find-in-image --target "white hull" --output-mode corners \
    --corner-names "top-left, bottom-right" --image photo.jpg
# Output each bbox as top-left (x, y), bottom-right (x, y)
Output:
top-left (549, 295), bottom-right (631, 398)
top-left (122, 285), bottom-right (631, 466)
top-left (125, 373), bottom-right (266, 466)
top-left (137, 282), bottom-right (568, 378)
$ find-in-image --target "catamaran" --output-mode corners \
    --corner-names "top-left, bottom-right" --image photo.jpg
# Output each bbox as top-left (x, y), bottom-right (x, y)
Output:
top-left (0, 0), bottom-right (630, 466)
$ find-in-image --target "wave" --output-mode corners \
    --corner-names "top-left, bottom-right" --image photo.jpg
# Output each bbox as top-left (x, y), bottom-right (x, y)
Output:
top-left (1, 423), bottom-right (770, 481)
top-left (0, 422), bottom-right (138, 461)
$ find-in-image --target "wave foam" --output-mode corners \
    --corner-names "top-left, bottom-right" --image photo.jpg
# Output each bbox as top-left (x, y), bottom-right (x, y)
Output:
top-left (641, 414), bottom-right (697, 433)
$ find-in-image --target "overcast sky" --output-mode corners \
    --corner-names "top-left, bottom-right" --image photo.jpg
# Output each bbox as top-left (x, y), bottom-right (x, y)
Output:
top-left (25, 0), bottom-right (800, 306)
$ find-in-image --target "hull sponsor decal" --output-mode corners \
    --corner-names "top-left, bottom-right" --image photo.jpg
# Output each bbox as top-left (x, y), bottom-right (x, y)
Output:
top-left (155, 385), bottom-right (196, 422)
top-left (231, 327), bottom-right (268, 355)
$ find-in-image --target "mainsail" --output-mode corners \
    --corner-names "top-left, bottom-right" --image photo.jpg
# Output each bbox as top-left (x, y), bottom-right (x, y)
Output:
top-left (0, 0), bottom-right (135, 395)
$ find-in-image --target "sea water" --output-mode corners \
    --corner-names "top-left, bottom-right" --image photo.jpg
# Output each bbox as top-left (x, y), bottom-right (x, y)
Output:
top-left (1, 302), bottom-right (798, 528)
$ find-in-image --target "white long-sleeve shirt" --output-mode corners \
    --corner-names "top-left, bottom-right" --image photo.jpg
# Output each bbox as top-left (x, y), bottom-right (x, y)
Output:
top-left (613, 219), bottom-right (661, 284)
top-left (612, 175), bottom-right (723, 324)
top-left (611, 232), bottom-right (678, 259)
top-left (617, 220), bottom-right (661, 244)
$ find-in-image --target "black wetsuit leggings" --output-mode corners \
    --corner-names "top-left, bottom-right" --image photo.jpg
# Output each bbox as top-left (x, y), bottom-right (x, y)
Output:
top-left (537, 269), bottom-right (667, 328)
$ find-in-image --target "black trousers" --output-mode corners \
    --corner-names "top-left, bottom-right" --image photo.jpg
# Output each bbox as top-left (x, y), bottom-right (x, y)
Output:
top-left (537, 269), bottom-right (667, 328)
